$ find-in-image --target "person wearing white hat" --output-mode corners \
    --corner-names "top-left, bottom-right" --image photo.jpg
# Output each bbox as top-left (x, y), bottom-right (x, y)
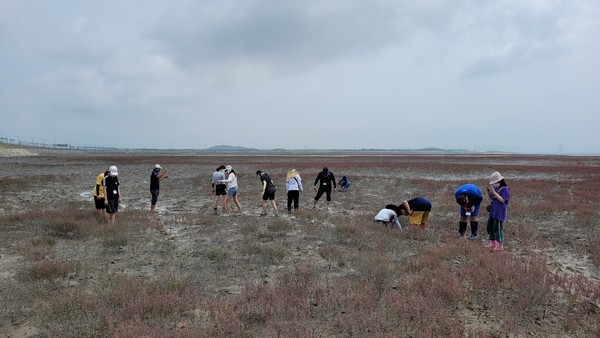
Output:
top-left (150, 164), bottom-right (168, 212)
top-left (485, 171), bottom-right (510, 251)
top-left (219, 165), bottom-right (243, 216)
top-left (103, 165), bottom-right (121, 224)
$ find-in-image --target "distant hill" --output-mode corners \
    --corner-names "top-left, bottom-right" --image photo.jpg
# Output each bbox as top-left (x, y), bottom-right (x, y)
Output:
top-left (206, 145), bottom-right (258, 152)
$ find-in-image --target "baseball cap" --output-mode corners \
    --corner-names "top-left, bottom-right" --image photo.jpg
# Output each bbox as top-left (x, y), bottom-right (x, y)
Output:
top-left (155, 164), bottom-right (162, 169)
top-left (109, 166), bottom-right (118, 176)
top-left (225, 165), bottom-right (232, 172)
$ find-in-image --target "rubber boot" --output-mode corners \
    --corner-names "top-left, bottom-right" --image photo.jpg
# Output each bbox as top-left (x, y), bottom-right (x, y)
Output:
top-left (457, 222), bottom-right (468, 237)
top-left (470, 221), bottom-right (479, 239)
top-left (485, 240), bottom-right (497, 249)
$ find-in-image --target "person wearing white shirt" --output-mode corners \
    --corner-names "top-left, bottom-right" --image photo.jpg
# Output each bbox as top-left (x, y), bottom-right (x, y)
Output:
top-left (374, 205), bottom-right (402, 230)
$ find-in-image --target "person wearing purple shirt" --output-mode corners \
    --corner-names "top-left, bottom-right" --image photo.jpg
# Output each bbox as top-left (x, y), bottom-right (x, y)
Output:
top-left (485, 172), bottom-right (510, 251)
top-left (454, 183), bottom-right (483, 240)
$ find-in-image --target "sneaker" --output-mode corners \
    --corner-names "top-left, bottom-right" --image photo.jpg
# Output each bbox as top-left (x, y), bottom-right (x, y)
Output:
top-left (456, 231), bottom-right (464, 238)
top-left (469, 234), bottom-right (478, 241)
top-left (485, 240), bottom-right (496, 249)
top-left (494, 242), bottom-right (504, 251)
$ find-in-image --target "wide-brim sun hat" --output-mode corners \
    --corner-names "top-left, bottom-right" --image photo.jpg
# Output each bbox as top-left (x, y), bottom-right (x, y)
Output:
top-left (490, 171), bottom-right (504, 184)
top-left (109, 165), bottom-right (118, 176)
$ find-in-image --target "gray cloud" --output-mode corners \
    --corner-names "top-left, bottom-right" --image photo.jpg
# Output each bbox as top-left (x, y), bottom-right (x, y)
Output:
top-left (148, 1), bottom-right (409, 72)
top-left (0, 0), bottom-right (599, 153)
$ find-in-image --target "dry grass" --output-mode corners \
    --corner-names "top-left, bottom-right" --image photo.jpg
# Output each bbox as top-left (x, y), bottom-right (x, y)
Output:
top-left (1, 152), bottom-right (599, 337)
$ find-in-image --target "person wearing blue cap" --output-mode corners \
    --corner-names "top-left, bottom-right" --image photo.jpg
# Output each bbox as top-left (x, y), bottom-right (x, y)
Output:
top-left (454, 183), bottom-right (483, 240)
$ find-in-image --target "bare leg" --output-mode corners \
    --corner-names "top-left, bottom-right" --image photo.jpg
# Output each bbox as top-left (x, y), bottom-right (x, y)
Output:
top-left (233, 195), bottom-right (243, 215)
top-left (261, 200), bottom-right (267, 214)
top-left (224, 196), bottom-right (232, 215)
top-left (270, 200), bottom-right (278, 214)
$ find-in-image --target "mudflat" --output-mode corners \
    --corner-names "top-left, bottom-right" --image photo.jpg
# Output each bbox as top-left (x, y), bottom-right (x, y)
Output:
top-left (1, 150), bottom-right (599, 337)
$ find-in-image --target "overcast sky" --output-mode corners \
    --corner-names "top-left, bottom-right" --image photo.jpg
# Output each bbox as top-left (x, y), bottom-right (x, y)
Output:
top-left (1, 0), bottom-right (599, 153)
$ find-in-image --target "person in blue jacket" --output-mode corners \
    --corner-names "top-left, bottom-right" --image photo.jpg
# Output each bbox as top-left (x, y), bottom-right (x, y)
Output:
top-left (454, 183), bottom-right (483, 240)
top-left (338, 176), bottom-right (350, 191)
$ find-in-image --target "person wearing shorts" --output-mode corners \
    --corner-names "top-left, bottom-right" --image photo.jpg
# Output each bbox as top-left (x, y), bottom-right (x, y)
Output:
top-left (312, 167), bottom-right (337, 210)
top-left (398, 197), bottom-right (432, 227)
top-left (219, 165), bottom-right (243, 216)
top-left (93, 168), bottom-right (110, 218)
top-left (103, 165), bottom-right (121, 225)
top-left (454, 183), bottom-right (483, 240)
top-left (212, 165), bottom-right (227, 214)
top-left (150, 164), bottom-right (168, 212)
top-left (256, 170), bottom-right (278, 216)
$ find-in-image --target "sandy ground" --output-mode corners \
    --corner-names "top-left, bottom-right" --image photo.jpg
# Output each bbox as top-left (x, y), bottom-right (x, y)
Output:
top-left (0, 149), bottom-right (38, 157)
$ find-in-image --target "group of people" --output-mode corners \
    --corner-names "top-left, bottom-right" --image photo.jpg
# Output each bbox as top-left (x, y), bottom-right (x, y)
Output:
top-left (92, 165), bottom-right (123, 224)
top-left (92, 164), bottom-right (168, 224)
top-left (93, 164), bottom-right (510, 250)
top-left (454, 171), bottom-right (510, 250)
top-left (211, 166), bottom-right (343, 216)
top-left (373, 171), bottom-right (510, 250)
top-left (374, 196), bottom-right (433, 230)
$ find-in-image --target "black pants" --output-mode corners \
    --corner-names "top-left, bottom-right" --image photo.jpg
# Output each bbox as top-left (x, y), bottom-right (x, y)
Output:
top-left (150, 189), bottom-right (159, 205)
top-left (287, 190), bottom-right (300, 211)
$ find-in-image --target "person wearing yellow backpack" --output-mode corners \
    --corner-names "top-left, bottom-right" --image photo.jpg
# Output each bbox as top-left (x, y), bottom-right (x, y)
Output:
top-left (92, 168), bottom-right (110, 219)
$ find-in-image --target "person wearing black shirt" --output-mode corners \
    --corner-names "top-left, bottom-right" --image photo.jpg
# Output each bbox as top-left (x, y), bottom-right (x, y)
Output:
top-left (397, 196), bottom-right (432, 227)
top-left (103, 166), bottom-right (121, 224)
top-left (256, 170), bottom-right (278, 216)
top-left (150, 164), bottom-right (168, 212)
top-left (312, 167), bottom-right (337, 210)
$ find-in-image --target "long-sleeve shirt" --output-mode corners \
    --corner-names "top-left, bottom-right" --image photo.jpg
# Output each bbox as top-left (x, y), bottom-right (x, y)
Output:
top-left (220, 173), bottom-right (238, 189)
top-left (374, 209), bottom-right (402, 230)
top-left (489, 186), bottom-right (510, 222)
top-left (314, 171), bottom-right (336, 188)
top-left (286, 174), bottom-right (303, 192)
